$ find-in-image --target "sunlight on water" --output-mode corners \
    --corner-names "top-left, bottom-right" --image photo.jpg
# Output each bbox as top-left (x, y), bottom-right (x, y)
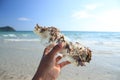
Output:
top-left (0, 31), bottom-right (120, 54)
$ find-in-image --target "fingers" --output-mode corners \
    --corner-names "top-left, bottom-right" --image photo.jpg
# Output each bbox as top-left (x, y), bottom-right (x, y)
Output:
top-left (59, 61), bottom-right (71, 68)
top-left (48, 42), bottom-right (65, 57)
top-left (56, 56), bottom-right (62, 62)
top-left (43, 47), bottom-right (49, 57)
top-left (43, 43), bottom-right (56, 57)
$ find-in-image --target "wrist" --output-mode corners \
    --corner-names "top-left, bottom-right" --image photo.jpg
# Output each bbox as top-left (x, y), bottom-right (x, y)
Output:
top-left (32, 73), bottom-right (56, 80)
top-left (32, 76), bottom-right (56, 80)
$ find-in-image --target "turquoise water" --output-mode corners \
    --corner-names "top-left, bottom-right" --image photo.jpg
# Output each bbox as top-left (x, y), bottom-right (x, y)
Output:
top-left (0, 31), bottom-right (120, 41)
top-left (0, 31), bottom-right (120, 54)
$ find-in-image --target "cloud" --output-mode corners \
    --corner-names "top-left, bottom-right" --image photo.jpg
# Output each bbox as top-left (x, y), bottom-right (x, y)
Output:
top-left (85, 4), bottom-right (97, 10)
top-left (72, 11), bottom-right (94, 19)
top-left (94, 9), bottom-right (120, 30)
top-left (71, 1), bottom-right (120, 31)
top-left (94, 9), bottom-right (120, 25)
top-left (72, 3), bottom-right (103, 19)
top-left (18, 17), bottom-right (31, 21)
top-left (85, 3), bottom-right (103, 10)
top-left (71, 8), bottom-right (120, 31)
top-left (83, 9), bottom-right (120, 31)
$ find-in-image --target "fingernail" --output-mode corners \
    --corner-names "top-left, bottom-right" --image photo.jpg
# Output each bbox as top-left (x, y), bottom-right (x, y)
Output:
top-left (58, 42), bottom-right (65, 48)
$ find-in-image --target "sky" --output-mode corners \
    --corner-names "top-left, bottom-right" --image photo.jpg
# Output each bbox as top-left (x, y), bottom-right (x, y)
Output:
top-left (0, 0), bottom-right (120, 31)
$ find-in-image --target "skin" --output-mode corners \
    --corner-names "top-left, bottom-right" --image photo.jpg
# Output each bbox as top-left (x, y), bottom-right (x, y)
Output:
top-left (32, 42), bottom-right (71, 80)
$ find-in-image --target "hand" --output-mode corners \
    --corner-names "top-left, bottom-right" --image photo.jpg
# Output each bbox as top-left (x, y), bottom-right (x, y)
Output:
top-left (32, 42), bottom-right (71, 80)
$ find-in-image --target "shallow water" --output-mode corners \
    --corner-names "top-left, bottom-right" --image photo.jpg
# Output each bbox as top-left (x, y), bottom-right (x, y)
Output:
top-left (0, 31), bottom-right (120, 54)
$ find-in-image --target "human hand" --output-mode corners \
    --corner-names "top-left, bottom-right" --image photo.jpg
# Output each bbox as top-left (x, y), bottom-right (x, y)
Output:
top-left (32, 42), bottom-right (71, 80)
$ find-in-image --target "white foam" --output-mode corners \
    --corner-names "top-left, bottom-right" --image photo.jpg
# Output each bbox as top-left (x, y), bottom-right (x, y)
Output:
top-left (2, 34), bottom-right (17, 38)
top-left (3, 34), bottom-right (9, 37)
top-left (4, 39), bottom-right (39, 42)
top-left (8, 34), bottom-right (17, 37)
top-left (22, 34), bottom-right (29, 37)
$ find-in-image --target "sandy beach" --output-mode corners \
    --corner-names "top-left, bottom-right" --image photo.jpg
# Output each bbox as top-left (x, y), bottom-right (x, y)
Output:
top-left (0, 40), bottom-right (120, 80)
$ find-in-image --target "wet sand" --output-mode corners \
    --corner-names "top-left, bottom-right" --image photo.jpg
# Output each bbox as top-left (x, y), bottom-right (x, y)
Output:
top-left (0, 41), bottom-right (120, 80)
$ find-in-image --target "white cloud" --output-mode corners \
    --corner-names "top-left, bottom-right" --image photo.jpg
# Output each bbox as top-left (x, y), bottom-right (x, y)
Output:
top-left (85, 4), bottom-right (97, 10)
top-left (72, 11), bottom-right (94, 19)
top-left (96, 9), bottom-right (120, 24)
top-left (85, 4), bottom-right (103, 10)
top-left (71, 1), bottom-right (120, 31)
top-left (18, 17), bottom-right (31, 21)
top-left (72, 3), bottom-right (103, 19)
top-left (82, 9), bottom-right (120, 31)
top-left (93, 9), bottom-right (120, 31)
top-left (71, 9), bottom-right (120, 31)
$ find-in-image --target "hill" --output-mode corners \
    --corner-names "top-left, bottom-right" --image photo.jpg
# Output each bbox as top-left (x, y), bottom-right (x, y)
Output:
top-left (0, 26), bottom-right (16, 31)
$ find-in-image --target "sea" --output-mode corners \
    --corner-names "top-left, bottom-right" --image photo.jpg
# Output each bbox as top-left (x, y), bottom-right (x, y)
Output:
top-left (0, 31), bottom-right (120, 80)
top-left (0, 31), bottom-right (120, 54)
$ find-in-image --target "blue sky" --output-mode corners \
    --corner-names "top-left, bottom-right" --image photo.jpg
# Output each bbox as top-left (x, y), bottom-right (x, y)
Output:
top-left (0, 0), bottom-right (120, 31)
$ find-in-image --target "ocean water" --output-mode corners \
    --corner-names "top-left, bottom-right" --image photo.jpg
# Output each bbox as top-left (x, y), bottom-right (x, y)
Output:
top-left (0, 31), bottom-right (120, 80)
top-left (0, 31), bottom-right (120, 54)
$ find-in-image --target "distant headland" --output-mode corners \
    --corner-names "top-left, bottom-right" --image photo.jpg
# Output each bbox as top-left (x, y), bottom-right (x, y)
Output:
top-left (0, 26), bottom-right (16, 32)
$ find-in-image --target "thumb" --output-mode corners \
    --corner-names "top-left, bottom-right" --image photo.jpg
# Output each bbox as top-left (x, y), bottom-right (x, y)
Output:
top-left (59, 61), bottom-right (71, 68)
